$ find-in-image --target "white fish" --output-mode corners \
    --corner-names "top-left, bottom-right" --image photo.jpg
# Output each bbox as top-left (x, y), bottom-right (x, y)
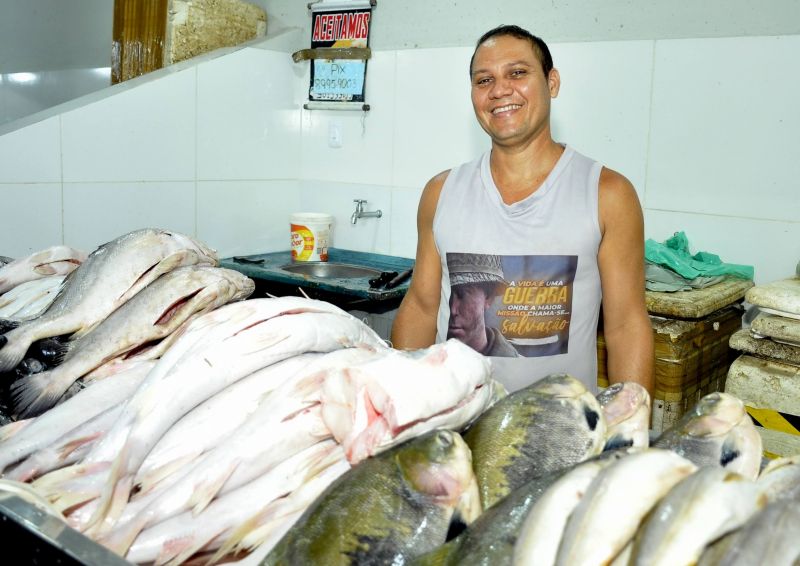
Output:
top-left (0, 245), bottom-right (87, 295)
top-left (36, 298), bottom-right (384, 534)
top-left (0, 275), bottom-right (65, 320)
top-left (0, 360), bottom-right (154, 474)
top-left (0, 229), bottom-right (218, 374)
top-left (126, 441), bottom-right (347, 565)
top-left (757, 454), bottom-right (800, 503)
top-left (134, 353), bottom-right (323, 494)
top-left (321, 338), bottom-right (492, 463)
top-left (597, 382), bottom-right (651, 450)
top-left (11, 266), bottom-right (254, 416)
top-left (631, 467), bottom-right (766, 566)
top-left (513, 452), bottom-right (635, 566)
top-left (555, 449), bottom-right (697, 566)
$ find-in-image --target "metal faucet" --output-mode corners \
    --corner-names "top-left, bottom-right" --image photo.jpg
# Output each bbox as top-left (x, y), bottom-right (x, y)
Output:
top-left (351, 199), bottom-right (383, 225)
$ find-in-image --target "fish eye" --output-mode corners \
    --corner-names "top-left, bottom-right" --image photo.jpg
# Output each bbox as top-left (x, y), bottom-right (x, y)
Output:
top-left (436, 430), bottom-right (453, 448)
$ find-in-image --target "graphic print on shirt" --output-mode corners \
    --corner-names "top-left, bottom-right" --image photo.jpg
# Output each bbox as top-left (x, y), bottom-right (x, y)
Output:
top-left (446, 253), bottom-right (578, 358)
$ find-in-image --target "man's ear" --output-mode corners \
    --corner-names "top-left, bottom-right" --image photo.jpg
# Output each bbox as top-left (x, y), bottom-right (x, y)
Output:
top-left (548, 68), bottom-right (561, 98)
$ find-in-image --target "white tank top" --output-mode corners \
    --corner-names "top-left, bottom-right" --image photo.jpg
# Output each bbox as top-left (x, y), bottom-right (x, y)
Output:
top-left (434, 145), bottom-right (603, 393)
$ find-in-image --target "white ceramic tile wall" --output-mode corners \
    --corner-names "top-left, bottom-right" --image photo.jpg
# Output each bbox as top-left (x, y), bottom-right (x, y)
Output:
top-left (0, 117), bottom-right (61, 183)
top-left (647, 36), bottom-right (800, 222)
top-left (300, 52), bottom-right (397, 186)
top-left (550, 41), bottom-right (654, 200)
top-left (389, 186), bottom-right (423, 258)
top-left (60, 70), bottom-right (197, 183)
top-left (393, 47), bottom-right (490, 190)
top-left (645, 209), bottom-right (800, 285)
top-left (63, 182), bottom-right (196, 251)
top-left (299, 180), bottom-right (392, 254)
top-left (197, 48), bottom-right (301, 181)
top-left (197, 179), bottom-right (302, 257)
top-left (0, 184), bottom-right (62, 256)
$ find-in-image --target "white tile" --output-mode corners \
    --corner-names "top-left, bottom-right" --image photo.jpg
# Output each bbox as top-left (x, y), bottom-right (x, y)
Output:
top-left (0, 184), bottom-right (63, 256)
top-left (389, 186), bottom-right (422, 259)
top-left (197, 180), bottom-right (303, 257)
top-left (197, 48), bottom-right (300, 180)
top-left (393, 47), bottom-right (490, 190)
top-left (300, 51), bottom-right (396, 186)
top-left (63, 182), bottom-right (196, 252)
top-left (550, 41), bottom-right (654, 200)
top-left (645, 209), bottom-right (800, 285)
top-left (647, 36), bottom-right (800, 222)
top-left (0, 118), bottom-right (61, 183)
top-left (61, 71), bottom-right (196, 182)
top-left (298, 181), bottom-right (392, 254)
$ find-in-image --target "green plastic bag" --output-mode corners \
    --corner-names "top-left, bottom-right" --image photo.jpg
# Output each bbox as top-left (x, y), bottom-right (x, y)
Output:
top-left (645, 232), bottom-right (754, 280)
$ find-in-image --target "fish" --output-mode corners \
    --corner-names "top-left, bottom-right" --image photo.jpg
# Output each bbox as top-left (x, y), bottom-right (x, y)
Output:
top-left (512, 450), bottom-right (637, 566)
top-left (0, 275), bottom-right (65, 321)
top-left (597, 381), bottom-right (651, 451)
top-left (10, 266), bottom-right (254, 417)
top-left (554, 448), bottom-right (697, 566)
top-left (463, 373), bottom-right (607, 509)
top-left (320, 338), bottom-right (494, 464)
top-left (630, 466), bottom-right (766, 566)
top-left (0, 360), bottom-right (154, 474)
top-left (263, 429), bottom-right (481, 566)
top-left (416, 449), bottom-right (635, 566)
top-left (125, 441), bottom-right (348, 566)
top-left (34, 297), bottom-right (385, 534)
top-left (756, 454), bottom-right (800, 503)
top-left (0, 229), bottom-right (218, 374)
top-left (653, 392), bottom-right (762, 479)
top-left (0, 245), bottom-right (87, 295)
top-left (697, 498), bottom-right (800, 566)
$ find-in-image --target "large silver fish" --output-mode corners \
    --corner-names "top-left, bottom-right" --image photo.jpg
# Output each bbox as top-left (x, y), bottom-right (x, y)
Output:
top-left (0, 245), bottom-right (87, 295)
top-left (597, 382), bottom-right (651, 451)
top-left (11, 266), bottom-right (253, 417)
top-left (653, 392), bottom-right (762, 479)
top-left (463, 374), bottom-right (607, 509)
top-left (0, 229), bottom-right (218, 373)
top-left (630, 466), bottom-right (766, 566)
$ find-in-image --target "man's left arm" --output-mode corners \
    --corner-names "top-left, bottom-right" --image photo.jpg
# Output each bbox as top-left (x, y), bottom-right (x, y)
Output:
top-left (597, 167), bottom-right (655, 397)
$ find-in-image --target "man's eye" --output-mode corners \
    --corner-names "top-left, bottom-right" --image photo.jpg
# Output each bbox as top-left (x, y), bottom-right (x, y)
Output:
top-left (475, 77), bottom-right (492, 86)
top-left (511, 69), bottom-right (526, 77)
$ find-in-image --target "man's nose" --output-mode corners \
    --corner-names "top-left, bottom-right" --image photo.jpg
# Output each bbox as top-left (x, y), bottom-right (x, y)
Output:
top-left (489, 76), bottom-right (513, 99)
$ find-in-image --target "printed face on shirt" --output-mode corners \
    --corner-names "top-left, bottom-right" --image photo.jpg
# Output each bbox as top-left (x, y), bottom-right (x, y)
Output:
top-left (447, 284), bottom-right (491, 351)
top-left (470, 35), bottom-right (560, 147)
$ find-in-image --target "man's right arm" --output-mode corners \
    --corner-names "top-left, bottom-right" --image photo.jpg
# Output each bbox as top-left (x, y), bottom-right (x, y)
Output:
top-left (390, 171), bottom-right (449, 350)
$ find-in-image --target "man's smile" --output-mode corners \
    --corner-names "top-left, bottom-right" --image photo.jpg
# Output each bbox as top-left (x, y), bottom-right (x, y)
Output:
top-left (492, 104), bottom-right (522, 115)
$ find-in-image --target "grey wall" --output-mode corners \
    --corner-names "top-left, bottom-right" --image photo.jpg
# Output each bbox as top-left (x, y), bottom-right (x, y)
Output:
top-left (259, 0), bottom-right (800, 48)
top-left (0, 0), bottom-right (113, 73)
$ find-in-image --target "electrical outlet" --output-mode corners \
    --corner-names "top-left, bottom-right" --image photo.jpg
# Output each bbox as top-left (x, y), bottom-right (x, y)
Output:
top-left (328, 121), bottom-right (343, 148)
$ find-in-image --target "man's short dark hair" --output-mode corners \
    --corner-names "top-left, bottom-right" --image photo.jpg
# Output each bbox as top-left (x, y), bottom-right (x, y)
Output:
top-left (469, 25), bottom-right (554, 78)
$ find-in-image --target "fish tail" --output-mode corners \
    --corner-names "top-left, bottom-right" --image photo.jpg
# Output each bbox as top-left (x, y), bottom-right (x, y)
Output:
top-left (208, 511), bottom-right (269, 565)
top-left (188, 461), bottom-right (239, 515)
top-left (82, 447), bottom-right (129, 532)
top-left (135, 452), bottom-right (201, 495)
top-left (0, 327), bottom-right (31, 372)
top-left (11, 369), bottom-right (70, 418)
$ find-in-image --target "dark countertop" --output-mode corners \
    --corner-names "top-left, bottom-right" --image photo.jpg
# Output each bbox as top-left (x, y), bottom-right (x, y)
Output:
top-left (220, 249), bottom-right (414, 302)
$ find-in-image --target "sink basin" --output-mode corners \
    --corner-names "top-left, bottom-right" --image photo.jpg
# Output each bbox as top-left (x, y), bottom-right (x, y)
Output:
top-left (280, 262), bottom-right (383, 279)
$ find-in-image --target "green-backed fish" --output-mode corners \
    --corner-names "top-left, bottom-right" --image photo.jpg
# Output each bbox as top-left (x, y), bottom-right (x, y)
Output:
top-left (653, 392), bottom-right (762, 479)
top-left (262, 429), bottom-right (480, 566)
top-left (463, 373), bottom-right (606, 509)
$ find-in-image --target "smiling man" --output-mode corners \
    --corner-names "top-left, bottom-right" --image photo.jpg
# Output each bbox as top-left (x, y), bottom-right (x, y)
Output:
top-left (391, 25), bottom-right (654, 396)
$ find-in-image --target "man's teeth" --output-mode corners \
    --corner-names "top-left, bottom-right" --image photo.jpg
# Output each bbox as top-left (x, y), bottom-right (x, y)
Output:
top-left (493, 104), bottom-right (521, 114)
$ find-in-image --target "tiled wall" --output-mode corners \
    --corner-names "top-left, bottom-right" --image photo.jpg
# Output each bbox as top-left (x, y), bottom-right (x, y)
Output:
top-left (0, 35), bottom-right (798, 284)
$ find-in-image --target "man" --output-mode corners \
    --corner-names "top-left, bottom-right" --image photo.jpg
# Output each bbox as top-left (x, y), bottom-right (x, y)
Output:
top-left (390, 25), bottom-right (654, 395)
top-left (446, 253), bottom-right (520, 357)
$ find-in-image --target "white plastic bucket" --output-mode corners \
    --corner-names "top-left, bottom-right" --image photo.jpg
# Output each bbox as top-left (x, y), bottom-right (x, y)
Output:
top-left (290, 213), bottom-right (333, 262)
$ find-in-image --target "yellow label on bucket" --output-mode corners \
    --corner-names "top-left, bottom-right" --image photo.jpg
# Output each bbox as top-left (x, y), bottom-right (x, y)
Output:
top-left (291, 223), bottom-right (329, 262)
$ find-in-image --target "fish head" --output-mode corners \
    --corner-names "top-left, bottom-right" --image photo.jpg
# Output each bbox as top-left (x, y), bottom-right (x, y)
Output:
top-left (532, 373), bottom-right (587, 399)
top-left (719, 417), bottom-right (763, 480)
top-left (681, 393), bottom-right (746, 438)
top-left (396, 430), bottom-right (478, 512)
top-left (163, 231), bottom-right (219, 266)
top-left (597, 382), bottom-right (651, 428)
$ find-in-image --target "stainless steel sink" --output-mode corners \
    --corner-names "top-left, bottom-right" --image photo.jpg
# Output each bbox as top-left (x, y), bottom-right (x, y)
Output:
top-left (280, 262), bottom-right (383, 279)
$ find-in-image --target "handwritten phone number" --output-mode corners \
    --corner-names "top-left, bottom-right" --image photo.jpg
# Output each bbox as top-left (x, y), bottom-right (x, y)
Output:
top-left (314, 77), bottom-right (358, 90)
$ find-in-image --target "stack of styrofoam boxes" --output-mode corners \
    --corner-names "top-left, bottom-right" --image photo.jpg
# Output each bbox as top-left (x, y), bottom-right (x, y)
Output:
top-left (726, 275), bottom-right (800, 459)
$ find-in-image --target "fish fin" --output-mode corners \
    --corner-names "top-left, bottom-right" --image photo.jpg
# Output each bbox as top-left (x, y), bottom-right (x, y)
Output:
top-left (135, 452), bottom-right (201, 496)
top-left (161, 529), bottom-right (225, 566)
top-left (0, 417), bottom-right (33, 442)
top-left (0, 328), bottom-right (32, 373)
top-left (82, 446), bottom-right (129, 532)
top-left (32, 461), bottom-right (109, 496)
top-left (208, 510), bottom-right (269, 564)
top-left (33, 264), bottom-right (57, 275)
top-left (188, 461), bottom-right (239, 515)
top-left (58, 432), bottom-right (104, 460)
top-left (53, 490), bottom-right (101, 514)
top-left (11, 369), bottom-right (71, 418)
top-left (98, 514), bottom-right (149, 557)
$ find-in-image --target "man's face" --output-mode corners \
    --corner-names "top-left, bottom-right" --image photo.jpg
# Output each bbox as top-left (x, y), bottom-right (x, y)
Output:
top-left (448, 284), bottom-right (491, 350)
top-left (470, 35), bottom-right (560, 147)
